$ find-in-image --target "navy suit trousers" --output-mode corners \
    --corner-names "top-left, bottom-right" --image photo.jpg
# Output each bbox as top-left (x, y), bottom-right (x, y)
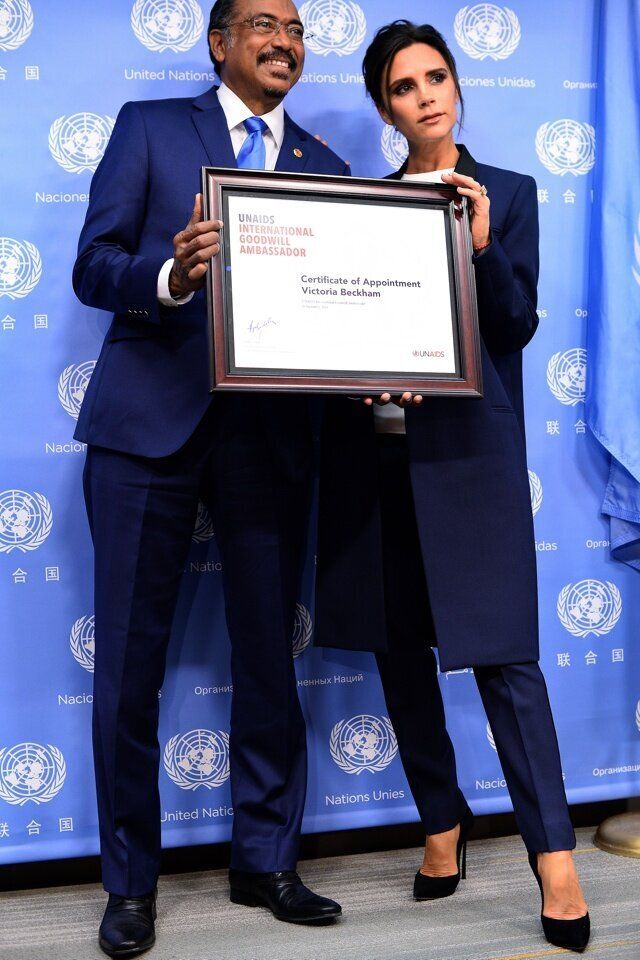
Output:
top-left (83, 396), bottom-right (309, 896)
top-left (374, 436), bottom-right (576, 853)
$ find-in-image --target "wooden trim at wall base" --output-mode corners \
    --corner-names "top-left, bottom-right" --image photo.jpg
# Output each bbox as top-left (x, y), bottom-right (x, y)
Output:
top-left (1, 797), bottom-right (637, 893)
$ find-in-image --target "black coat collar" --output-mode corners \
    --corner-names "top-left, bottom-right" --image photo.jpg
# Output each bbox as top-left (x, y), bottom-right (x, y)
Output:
top-left (386, 143), bottom-right (477, 180)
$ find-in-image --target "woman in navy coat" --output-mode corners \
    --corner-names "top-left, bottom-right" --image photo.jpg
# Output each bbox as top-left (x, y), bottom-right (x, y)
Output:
top-left (316, 20), bottom-right (590, 952)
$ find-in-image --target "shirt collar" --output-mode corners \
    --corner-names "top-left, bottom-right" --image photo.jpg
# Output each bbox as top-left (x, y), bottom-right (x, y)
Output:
top-left (216, 82), bottom-right (285, 149)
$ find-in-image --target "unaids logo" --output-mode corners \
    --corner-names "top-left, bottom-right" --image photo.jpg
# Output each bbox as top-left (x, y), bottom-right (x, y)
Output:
top-left (163, 728), bottom-right (230, 790)
top-left (0, 742), bottom-right (66, 805)
top-left (381, 125), bottom-right (409, 169)
top-left (0, 490), bottom-right (53, 553)
top-left (546, 348), bottom-right (586, 406)
top-left (0, 0), bottom-right (33, 51)
top-left (292, 602), bottom-right (313, 658)
top-left (528, 469), bottom-right (542, 517)
top-left (486, 722), bottom-right (497, 751)
top-left (0, 237), bottom-right (42, 300)
top-left (131, 0), bottom-right (204, 52)
top-left (299, 0), bottom-right (366, 57)
top-left (633, 214), bottom-right (640, 288)
top-left (535, 120), bottom-right (595, 176)
top-left (557, 579), bottom-right (622, 638)
top-left (330, 714), bottom-right (398, 774)
top-left (70, 615), bottom-right (95, 673)
top-left (49, 114), bottom-right (115, 175)
top-left (453, 4), bottom-right (520, 60)
top-left (192, 500), bottom-right (214, 542)
top-left (58, 361), bottom-right (96, 420)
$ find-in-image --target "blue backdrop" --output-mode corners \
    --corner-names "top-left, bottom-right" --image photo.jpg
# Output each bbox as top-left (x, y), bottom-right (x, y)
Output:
top-left (1, 0), bottom-right (639, 866)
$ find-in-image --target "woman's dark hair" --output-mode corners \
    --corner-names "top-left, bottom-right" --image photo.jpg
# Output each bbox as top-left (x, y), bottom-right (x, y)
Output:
top-left (208, 0), bottom-right (238, 76)
top-left (362, 20), bottom-right (464, 126)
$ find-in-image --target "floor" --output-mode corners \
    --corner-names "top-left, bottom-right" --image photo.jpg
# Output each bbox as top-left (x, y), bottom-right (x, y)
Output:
top-left (0, 828), bottom-right (638, 960)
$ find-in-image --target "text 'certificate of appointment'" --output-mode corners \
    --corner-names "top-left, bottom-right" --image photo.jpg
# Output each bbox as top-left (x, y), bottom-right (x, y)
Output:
top-left (225, 193), bottom-right (458, 377)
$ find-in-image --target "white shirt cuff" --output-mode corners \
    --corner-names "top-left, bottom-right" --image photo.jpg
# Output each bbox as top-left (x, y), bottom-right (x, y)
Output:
top-left (157, 258), bottom-right (194, 306)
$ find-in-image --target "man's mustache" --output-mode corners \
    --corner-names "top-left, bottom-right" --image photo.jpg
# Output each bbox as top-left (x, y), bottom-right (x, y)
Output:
top-left (257, 49), bottom-right (297, 69)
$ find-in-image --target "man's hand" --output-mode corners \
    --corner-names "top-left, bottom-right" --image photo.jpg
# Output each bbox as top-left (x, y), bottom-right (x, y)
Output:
top-left (169, 193), bottom-right (223, 299)
top-left (362, 392), bottom-right (423, 407)
top-left (314, 134), bottom-right (350, 167)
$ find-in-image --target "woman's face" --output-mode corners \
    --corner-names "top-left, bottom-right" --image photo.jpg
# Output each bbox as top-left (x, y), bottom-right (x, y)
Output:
top-left (380, 42), bottom-right (458, 147)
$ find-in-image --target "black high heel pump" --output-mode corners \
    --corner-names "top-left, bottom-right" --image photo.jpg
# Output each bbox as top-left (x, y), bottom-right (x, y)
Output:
top-left (413, 809), bottom-right (475, 900)
top-left (528, 852), bottom-right (590, 953)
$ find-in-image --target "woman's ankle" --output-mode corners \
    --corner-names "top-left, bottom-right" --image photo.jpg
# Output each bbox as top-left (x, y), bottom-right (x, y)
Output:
top-left (421, 823), bottom-right (461, 875)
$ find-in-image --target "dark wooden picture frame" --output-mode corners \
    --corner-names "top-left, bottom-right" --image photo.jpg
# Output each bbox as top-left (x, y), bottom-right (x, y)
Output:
top-left (202, 167), bottom-right (482, 397)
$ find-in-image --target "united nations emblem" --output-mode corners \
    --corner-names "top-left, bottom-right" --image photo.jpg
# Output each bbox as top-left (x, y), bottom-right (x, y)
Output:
top-left (0, 237), bottom-right (42, 300)
top-left (633, 214), bottom-right (640, 288)
top-left (0, 0), bottom-right (34, 51)
top-left (0, 490), bottom-right (53, 554)
top-left (292, 602), bottom-right (313, 658)
top-left (486, 722), bottom-right (497, 751)
top-left (57, 361), bottom-right (96, 420)
top-left (131, 0), bottom-right (204, 52)
top-left (70, 615), bottom-right (95, 673)
top-left (528, 469), bottom-right (543, 517)
top-left (163, 728), bottom-right (230, 790)
top-left (49, 113), bottom-right (115, 175)
top-left (535, 119), bottom-right (595, 176)
top-left (299, 0), bottom-right (366, 57)
top-left (0, 742), bottom-right (66, 805)
top-left (329, 714), bottom-right (398, 774)
top-left (454, 4), bottom-right (520, 60)
top-left (381, 125), bottom-right (409, 170)
top-left (546, 348), bottom-right (587, 406)
top-left (557, 579), bottom-right (622, 638)
top-left (192, 500), bottom-right (214, 542)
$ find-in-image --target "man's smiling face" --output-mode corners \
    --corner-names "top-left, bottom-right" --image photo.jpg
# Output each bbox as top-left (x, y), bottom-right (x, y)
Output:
top-left (210, 0), bottom-right (305, 111)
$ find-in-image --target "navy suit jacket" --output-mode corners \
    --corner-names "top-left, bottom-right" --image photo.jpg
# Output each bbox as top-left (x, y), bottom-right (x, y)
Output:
top-left (73, 86), bottom-right (349, 458)
top-left (316, 146), bottom-right (541, 671)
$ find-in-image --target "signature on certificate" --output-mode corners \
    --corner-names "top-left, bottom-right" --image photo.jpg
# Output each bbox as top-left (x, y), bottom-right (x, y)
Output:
top-left (248, 316), bottom-right (278, 337)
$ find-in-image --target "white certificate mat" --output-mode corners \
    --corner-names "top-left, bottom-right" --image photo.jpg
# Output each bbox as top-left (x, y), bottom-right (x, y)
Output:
top-left (224, 192), bottom-right (458, 377)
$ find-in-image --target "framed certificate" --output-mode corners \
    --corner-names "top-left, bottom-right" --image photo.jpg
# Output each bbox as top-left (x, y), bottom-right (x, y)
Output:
top-left (202, 168), bottom-right (482, 397)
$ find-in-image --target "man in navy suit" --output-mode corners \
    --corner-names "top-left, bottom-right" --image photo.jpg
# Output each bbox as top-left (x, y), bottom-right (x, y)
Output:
top-left (73, 1), bottom-right (348, 954)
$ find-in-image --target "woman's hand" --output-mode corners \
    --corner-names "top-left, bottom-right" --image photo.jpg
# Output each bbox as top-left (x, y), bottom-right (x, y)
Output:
top-left (441, 172), bottom-right (491, 253)
top-left (362, 392), bottom-right (423, 407)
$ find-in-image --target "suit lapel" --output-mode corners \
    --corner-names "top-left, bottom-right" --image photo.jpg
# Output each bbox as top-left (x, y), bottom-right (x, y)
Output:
top-left (275, 114), bottom-right (310, 173)
top-left (191, 86), bottom-right (237, 168)
top-left (454, 144), bottom-right (477, 178)
top-left (385, 142), bottom-right (477, 180)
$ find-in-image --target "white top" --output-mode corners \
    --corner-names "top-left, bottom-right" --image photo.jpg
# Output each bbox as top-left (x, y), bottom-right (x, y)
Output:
top-left (374, 167), bottom-right (455, 435)
top-left (158, 83), bottom-right (286, 306)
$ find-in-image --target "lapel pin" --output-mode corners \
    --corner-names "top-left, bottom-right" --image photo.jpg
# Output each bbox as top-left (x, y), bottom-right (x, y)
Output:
top-left (293, 147), bottom-right (303, 158)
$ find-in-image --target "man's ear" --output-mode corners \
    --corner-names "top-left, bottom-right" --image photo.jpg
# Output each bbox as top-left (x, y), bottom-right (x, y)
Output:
top-left (209, 29), bottom-right (227, 70)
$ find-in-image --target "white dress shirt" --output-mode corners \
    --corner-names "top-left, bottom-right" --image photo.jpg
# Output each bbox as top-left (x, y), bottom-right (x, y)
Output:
top-left (374, 167), bottom-right (455, 436)
top-left (158, 82), bottom-right (286, 306)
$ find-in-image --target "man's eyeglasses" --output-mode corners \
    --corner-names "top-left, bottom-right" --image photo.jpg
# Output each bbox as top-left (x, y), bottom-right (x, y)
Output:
top-left (227, 15), bottom-right (309, 44)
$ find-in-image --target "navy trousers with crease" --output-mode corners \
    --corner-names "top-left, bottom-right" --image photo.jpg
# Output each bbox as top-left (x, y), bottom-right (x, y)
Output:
top-left (375, 435), bottom-right (576, 853)
top-left (83, 396), bottom-right (310, 897)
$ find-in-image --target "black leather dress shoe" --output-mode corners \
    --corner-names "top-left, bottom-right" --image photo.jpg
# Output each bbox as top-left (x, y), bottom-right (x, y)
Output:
top-left (229, 869), bottom-right (342, 924)
top-left (98, 890), bottom-right (157, 958)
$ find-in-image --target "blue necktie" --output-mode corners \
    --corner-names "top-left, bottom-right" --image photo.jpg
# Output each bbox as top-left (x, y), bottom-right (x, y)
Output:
top-left (236, 116), bottom-right (267, 170)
